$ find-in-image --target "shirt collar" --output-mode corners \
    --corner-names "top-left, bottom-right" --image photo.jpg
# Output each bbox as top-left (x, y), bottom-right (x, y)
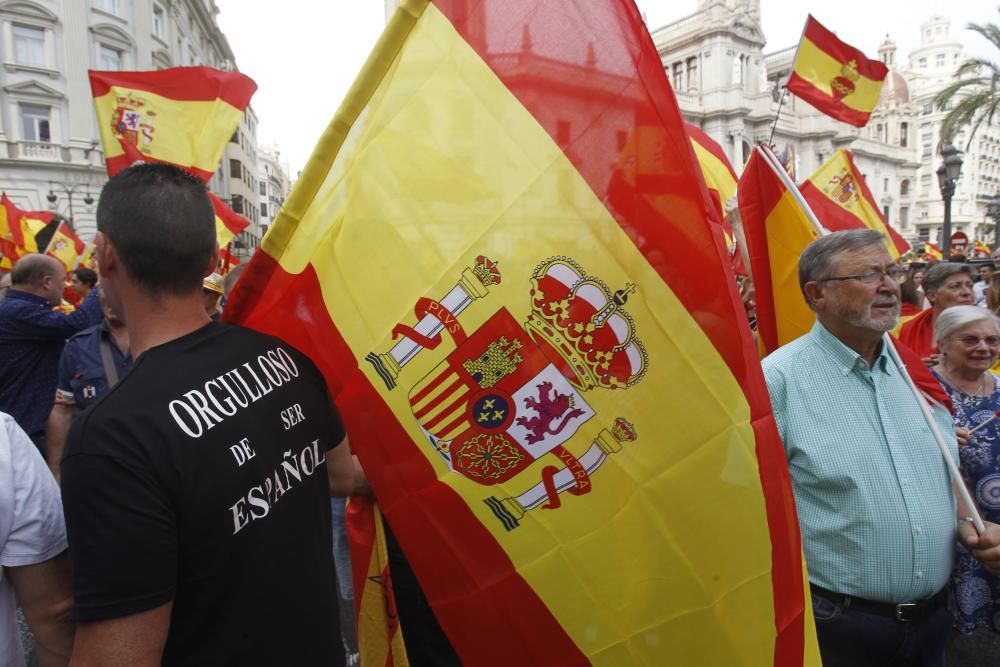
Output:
top-left (4, 288), bottom-right (50, 306)
top-left (808, 321), bottom-right (894, 376)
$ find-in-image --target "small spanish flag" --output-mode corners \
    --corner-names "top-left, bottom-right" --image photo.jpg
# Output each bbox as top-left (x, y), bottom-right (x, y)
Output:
top-left (211, 194), bottom-right (250, 248)
top-left (801, 149), bottom-right (909, 259)
top-left (45, 221), bottom-right (86, 270)
top-left (90, 67), bottom-right (257, 180)
top-left (923, 242), bottom-right (943, 261)
top-left (787, 16), bottom-right (888, 127)
top-left (974, 240), bottom-right (991, 257)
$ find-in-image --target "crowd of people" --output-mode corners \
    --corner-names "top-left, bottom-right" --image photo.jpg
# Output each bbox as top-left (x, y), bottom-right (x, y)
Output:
top-left (1, 165), bottom-right (1000, 666)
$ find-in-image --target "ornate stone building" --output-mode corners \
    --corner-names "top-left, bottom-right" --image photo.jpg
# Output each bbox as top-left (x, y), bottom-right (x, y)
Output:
top-left (257, 143), bottom-right (290, 234)
top-left (650, 0), bottom-right (997, 246)
top-left (0, 0), bottom-right (256, 243)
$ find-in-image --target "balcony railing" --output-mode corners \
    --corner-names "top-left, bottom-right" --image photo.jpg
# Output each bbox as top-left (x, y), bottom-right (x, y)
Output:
top-left (18, 140), bottom-right (59, 161)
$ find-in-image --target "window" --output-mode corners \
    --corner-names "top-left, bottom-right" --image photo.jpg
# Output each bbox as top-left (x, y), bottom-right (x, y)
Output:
top-left (230, 159), bottom-right (241, 179)
top-left (261, 203), bottom-right (267, 218)
top-left (13, 25), bottom-right (45, 67)
top-left (923, 144), bottom-right (932, 157)
top-left (259, 182), bottom-right (267, 196)
top-left (919, 57), bottom-right (927, 68)
top-left (900, 179), bottom-right (910, 196)
top-left (672, 62), bottom-right (684, 92)
top-left (900, 206), bottom-right (909, 226)
top-left (883, 178), bottom-right (889, 192)
top-left (883, 205), bottom-right (890, 222)
top-left (686, 57), bottom-right (698, 91)
top-left (936, 54), bottom-right (945, 67)
top-left (20, 105), bottom-right (50, 142)
top-left (153, 5), bottom-right (165, 39)
top-left (900, 122), bottom-right (908, 147)
top-left (920, 173), bottom-right (932, 194)
top-left (230, 130), bottom-right (239, 144)
top-left (98, 45), bottom-right (122, 70)
top-left (231, 195), bottom-right (243, 215)
top-left (93, 0), bottom-right (119, 13)
top-left (918, 227), bottom-right (930, 242)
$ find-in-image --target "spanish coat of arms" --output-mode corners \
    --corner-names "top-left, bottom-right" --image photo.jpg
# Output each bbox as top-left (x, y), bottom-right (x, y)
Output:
top-left (367, 256), bottom-right (646, 530)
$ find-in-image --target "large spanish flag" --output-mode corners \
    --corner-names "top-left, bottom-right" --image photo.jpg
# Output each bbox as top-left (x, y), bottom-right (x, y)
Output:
top-left (739, 145), bottom-right (822, 354)
top-left (801, 149), bottom-right (909, 258)
top-left (89, 67), bottom-right (256, 180)
top-left (226, 1), bottom-right (816, 664)
top-left (787, 16), bottom-right (888, 127)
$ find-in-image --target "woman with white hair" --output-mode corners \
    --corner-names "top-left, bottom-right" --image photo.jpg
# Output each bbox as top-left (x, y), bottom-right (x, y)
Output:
top-left (932, 305), bottom-right (1000, 662)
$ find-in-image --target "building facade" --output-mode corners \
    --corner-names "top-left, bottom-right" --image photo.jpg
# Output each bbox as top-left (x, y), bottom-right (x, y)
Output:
top-left (650, 0), bottom-right (998, 247)
top-left (0, 0), bottom-right (249, 243)
top-left (257, 143), bottom-right (289, 234)
top-left (223, 103), bottom-right (261, 258)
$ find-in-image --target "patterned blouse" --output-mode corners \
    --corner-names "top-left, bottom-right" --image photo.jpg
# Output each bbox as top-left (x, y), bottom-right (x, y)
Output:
top-left (935, 370), bottom-right (1000, 634)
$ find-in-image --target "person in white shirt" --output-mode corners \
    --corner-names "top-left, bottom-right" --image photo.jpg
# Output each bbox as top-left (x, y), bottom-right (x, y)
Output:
top-left (974, 263), bottom-right (994, 308)
top-left (0, 412), bottom-right (73, 666)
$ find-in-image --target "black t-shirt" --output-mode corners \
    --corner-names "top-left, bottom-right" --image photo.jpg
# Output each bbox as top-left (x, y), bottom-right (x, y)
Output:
top-left (62, 322), bottom-right (345, 666)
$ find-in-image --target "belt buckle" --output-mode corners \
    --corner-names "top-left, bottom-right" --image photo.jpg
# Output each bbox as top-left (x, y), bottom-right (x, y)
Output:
top-left (895, 602), bottom-right (918, 622)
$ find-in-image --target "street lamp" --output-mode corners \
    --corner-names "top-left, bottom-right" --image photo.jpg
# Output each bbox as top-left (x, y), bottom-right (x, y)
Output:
top-left (46, 181), bottom-right (95, 223)
top-left (987, 195), bottom-right (1000, 248)
top-left (937, 143), bottom-right (964, 256)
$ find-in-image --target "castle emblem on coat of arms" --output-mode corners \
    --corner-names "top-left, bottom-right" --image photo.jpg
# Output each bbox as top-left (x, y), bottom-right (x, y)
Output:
top-left (366, 256), bottom-right (646, 530)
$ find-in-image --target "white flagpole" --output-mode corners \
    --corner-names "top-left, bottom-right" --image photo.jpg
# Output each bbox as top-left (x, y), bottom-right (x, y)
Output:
top-left (754, 144), bottom-right (986, 534)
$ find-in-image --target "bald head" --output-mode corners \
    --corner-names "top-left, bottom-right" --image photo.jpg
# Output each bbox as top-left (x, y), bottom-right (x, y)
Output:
top-left (10, 254), bottom-right (66, 305)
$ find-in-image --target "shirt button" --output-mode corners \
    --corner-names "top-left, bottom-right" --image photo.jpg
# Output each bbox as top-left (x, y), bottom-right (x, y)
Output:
top-left (902, 479), bottom-right (911, 486)
top-left (915, 527), bottom-right (923, 535)
top-left (915, 571), bottom-right (924, 579)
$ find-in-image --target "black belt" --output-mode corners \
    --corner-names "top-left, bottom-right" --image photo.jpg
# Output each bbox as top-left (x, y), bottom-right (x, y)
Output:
top-left (810, 584), bottom-right (947, 623)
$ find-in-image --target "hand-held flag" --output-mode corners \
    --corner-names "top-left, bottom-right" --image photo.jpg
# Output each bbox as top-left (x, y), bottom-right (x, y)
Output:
top-left (89, 66), bottom-right (256, 180)
top-left (801, 149), bottom-right (909, 258)
top-left (226, 1), bottom-right (816, 664)
top-left (786, 16), bottom-right (888, 127)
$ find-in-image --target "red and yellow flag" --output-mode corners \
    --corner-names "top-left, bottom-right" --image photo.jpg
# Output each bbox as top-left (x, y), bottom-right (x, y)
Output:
top-left (89, 66), bottom-right (256, 180)
top-left (226, 2), bottom-right (816, 664)
top-left (739, 146), bottom-right (822, 354)
top-left (685, 123), bottom-right (738, 226)
top-left (45, 221), bottom-right (85, 270)
top-left (974, 240), bottom-right (991, 257)
top-left (787, 16), bottom-right (888, 127)
top-left (801, 149), bottom-right (909, 259)
top-left (211, 193), bottom-right (250, 248)
top-left (923, 242), bottom-right (944, 261)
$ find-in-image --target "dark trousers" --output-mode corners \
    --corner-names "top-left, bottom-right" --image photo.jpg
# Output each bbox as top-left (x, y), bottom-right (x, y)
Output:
top-left (812, 592), bottom-right (951, 667)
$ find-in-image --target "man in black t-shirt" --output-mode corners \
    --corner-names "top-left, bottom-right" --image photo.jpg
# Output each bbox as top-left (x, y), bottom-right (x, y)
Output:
top-left (61, 164), bottom-right (366, 665)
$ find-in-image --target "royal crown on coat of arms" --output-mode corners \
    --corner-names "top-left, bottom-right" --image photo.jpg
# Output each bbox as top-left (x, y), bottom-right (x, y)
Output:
top-left (524, 256), bottom-right (647, 391)
top-left (365, 254), bottom-right (645, 530)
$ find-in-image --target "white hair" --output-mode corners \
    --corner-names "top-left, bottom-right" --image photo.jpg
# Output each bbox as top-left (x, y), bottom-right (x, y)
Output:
top-left (934, 305), bottom-right (1000, 346)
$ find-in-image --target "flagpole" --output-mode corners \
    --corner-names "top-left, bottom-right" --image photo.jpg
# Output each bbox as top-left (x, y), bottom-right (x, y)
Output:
top-left (755, 144), bottom-right (985, 533)
top-left (767, 87), bottom-right (786, 146)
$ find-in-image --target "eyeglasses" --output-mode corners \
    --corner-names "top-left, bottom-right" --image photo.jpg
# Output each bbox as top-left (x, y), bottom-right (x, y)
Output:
top-left (822, 266), bottom-right (906, 285)
top-left (955, 335), bottom-right (1000, 348)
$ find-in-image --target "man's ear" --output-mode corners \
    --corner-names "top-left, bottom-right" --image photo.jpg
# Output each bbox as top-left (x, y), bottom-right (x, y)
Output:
top-left (802, 281), bottom-right (824, 308)
top-left (95, 232), bottom-right (117, 278)
top-left (205, 243), bottom-right (220, 278)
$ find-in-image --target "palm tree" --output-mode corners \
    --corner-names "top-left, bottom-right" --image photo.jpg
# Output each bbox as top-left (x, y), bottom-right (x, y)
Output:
top-left (935, 11), bottom-right (1000, 149)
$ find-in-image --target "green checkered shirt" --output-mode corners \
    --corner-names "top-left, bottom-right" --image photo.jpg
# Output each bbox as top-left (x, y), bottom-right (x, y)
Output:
top-left (763, 322), bottom-right (957, 603)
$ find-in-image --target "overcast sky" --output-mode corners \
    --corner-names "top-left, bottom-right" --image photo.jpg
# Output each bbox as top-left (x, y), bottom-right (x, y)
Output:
top-left (216, 0), bottom-right (997, 177)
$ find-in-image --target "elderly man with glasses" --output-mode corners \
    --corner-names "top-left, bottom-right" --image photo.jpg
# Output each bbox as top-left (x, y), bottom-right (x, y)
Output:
top-left (762, 229), bottom-right (1000, 667)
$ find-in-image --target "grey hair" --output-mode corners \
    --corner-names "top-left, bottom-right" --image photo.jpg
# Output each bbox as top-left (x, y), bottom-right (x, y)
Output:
top-left (798, 229), bottom-right (886, 300)
top-left (934, 304), bottom-right (1000, 346)
top-left (922, 262), bottom-right (974, 293)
